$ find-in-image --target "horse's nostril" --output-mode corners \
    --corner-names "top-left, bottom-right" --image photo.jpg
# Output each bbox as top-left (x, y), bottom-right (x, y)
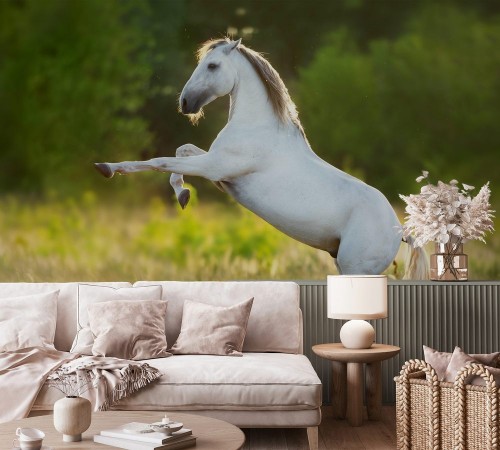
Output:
top-left (182, 98), bottom-right (188, 111)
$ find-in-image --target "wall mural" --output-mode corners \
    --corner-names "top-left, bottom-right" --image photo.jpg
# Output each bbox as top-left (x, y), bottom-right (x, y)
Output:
top-left (2, 1), bottom-right (498, 282)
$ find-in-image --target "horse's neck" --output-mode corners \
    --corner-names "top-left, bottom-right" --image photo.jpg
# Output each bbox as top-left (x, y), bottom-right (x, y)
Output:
top-left (226, 53), bottom-right (316, 158)
top-left (228, 57), bottom-right (280, 128)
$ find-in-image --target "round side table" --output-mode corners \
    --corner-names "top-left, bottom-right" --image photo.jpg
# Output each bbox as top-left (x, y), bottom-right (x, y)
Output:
top-left (312, 343), bottom-right (400, 426)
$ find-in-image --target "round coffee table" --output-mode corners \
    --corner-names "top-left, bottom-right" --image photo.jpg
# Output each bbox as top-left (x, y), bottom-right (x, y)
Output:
top-left (312, 343), bottom-right (400, 427)
top-left (0, 411), bottom-right (245, 449)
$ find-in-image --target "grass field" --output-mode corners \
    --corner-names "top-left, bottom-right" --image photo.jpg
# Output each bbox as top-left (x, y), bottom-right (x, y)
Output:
top-left (0, 191), bottom-right (497, 282)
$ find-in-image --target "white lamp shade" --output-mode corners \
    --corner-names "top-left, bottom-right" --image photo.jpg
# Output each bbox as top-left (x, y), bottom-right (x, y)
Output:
top-left (327, 275), bottom-right (387, 320)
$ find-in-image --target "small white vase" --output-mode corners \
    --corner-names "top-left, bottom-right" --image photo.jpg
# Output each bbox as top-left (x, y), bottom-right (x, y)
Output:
top-left (53, 396), bottom-right (92, 442)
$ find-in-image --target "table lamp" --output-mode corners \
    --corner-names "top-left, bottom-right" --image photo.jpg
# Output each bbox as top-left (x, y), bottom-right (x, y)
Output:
top-left (327, 275), bottom-right (387, 349)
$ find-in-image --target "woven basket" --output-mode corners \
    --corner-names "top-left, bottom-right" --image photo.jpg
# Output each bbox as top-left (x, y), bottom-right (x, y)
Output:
top-left (394, 359), bottom-right (499, 450)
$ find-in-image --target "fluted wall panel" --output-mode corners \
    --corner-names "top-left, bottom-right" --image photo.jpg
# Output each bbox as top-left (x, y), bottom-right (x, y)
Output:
top-left (297, 280), bottom-right (500, 405)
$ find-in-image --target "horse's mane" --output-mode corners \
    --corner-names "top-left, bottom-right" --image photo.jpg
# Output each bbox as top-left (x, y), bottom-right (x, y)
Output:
top-left (197, 38), bottom-right (305, 137)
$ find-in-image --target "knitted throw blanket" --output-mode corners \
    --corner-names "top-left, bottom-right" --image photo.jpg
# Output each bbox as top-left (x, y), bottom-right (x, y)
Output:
top-left (51, 355), bottom-right (162, 411)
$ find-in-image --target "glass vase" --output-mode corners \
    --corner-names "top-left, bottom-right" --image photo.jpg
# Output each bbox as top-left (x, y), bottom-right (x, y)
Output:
top-left (429, 238), bottom-right (468, 281)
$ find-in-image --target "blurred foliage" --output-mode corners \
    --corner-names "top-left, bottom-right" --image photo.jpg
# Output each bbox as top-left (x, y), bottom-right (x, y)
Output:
top-left (0, 0), bottom-right (155, 195)
top-left (297, 3), bottom-right (500, 202)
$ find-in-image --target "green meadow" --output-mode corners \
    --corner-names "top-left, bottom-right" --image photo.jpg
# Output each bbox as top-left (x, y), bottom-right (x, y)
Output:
top-left (1, 191), bottom-right (497, 282)
top-left (0, 190), bottom-right (332, 282)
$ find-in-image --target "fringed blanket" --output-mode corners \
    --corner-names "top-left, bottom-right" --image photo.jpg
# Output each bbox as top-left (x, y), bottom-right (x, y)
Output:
top-left (50, 356), bottom-right (162, 411)
top-left (0, 348), bottom-right (162, 424)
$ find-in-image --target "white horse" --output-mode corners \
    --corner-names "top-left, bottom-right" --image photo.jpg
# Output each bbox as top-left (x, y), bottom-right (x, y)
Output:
top-left (95, 38), bottom-right (426, 276)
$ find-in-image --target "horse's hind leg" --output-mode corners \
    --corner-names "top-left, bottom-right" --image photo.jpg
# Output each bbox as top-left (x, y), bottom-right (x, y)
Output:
top-left (335, 244), bottom-right (381, 275)
top-left (169, 144), bottom-right (206, 209)
top-left (335, 231), bottom-right (399, 275)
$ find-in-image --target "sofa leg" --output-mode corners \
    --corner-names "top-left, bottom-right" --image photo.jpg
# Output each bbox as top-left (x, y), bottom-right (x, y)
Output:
top-left (307, 426), bottom-right (319, 450)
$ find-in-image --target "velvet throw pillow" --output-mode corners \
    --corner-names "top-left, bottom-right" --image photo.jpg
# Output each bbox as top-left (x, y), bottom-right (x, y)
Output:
top-left (0, 290), bottom-right (59, 352)
top-left (88, 300), bottom-right (170, 360)
top-left (444, 346), bottom-right (500, 386)
top-left (71, 284), bottom-right (163, 355)
top-left (170, 298), bottom-right (254, 356)
top-left (423, 345), bottom-right (499, 380)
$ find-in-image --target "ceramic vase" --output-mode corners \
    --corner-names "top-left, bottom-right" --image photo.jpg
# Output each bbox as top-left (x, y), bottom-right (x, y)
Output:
top-left (53, 396), bottom-right (92, 442)
top-left (429, 237), bottom-right (468, 281)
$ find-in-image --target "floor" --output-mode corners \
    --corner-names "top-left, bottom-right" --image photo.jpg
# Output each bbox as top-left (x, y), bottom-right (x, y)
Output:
top-left (241, 405), bottom-right (397, 450)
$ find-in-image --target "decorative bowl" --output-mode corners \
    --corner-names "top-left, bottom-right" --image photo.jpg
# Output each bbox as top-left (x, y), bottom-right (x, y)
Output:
top-left (148, 422), bottom-right (183, 436)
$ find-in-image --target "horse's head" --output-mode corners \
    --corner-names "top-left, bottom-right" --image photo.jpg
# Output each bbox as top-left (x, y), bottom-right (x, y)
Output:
top-left (179, 39), bottom-right (241, 124)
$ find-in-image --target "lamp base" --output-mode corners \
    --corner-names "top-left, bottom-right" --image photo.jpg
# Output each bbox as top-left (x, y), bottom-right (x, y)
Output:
top-left (339, 320), bottom-right (375, 349)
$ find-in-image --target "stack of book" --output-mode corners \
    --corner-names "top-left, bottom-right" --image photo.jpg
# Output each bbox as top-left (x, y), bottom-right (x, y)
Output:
top-left (93, 422), bottom-right (196, 450)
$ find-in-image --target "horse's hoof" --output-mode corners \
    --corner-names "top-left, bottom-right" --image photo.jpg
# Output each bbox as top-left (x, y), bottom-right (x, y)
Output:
top-left (178, 189), bottom-right (190, 209)
top-left (94, 163), bottom-right (114, 178)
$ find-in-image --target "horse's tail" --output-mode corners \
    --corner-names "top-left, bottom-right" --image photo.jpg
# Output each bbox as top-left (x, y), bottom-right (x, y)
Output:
top-left (403, 236), bottom-right (429, 280)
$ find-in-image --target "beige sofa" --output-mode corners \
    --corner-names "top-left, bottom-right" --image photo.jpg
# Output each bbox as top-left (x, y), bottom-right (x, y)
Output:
top-left (0, 281), bottom-right (322, 449)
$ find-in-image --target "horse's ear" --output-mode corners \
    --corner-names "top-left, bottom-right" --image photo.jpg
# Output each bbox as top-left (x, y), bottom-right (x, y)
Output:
top-left (224, 38), bottom-right (242, 54)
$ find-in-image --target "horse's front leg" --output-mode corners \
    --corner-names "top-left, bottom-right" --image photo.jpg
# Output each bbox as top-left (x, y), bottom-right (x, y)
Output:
top-left (95, 152), bottom-right (225, 182)
top-left (169, 144), bottom-right (206, 209)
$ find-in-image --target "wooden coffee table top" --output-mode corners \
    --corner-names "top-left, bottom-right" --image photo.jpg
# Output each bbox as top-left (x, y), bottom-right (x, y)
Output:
top-left (0, 411), bottom-right (245, 450)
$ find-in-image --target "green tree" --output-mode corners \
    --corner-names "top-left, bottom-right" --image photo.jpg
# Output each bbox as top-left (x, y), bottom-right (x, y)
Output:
top-left (297, 4), bottom-right (500, 201)
top-left (181, 0), bottom-right (420, 79)
top-left (0, 0), bottom-right (153, 195)
top-left (141, 0), bottom-right (186, 157)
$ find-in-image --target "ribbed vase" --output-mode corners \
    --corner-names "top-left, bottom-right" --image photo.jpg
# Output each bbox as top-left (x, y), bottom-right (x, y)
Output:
top-left (429, 238), bottom-right (468, 281)
top-left (53, 396), bottom-right (92, 442)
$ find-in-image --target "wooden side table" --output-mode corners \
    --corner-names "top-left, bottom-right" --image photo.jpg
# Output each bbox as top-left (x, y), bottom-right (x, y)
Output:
top-left (312, 343), bottom-right (400, 426)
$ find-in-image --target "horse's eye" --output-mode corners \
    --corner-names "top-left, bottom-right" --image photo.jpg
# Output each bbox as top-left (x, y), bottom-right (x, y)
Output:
top-left (207, 63), bottom-right (218, 70)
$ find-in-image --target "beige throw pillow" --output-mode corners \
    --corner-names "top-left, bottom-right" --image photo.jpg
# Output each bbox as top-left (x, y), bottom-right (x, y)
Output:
top-left (170, 298), bottom-right (254, 356)
top-left (423, 345), bottom-right (499, 380)
top-left (88, 300), bottom-right (170, 360)
top-left (444, 346), bottom-right (500, 386)
top-left (71, 284), bottom-right (162, 355)
top-left (0, 291), bottom-right (59, 352)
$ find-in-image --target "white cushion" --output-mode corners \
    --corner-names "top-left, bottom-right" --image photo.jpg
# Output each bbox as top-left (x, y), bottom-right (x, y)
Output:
top-left (34, 354), bottom-right (321, 411)
top-left (71, 284), bottom-right (163, 355)
top-left (134, 281), bottom-right (301, 354)
top-left (0, 291), bottom-right (59, 352)
top-left (0, 282), bottom-right (132, 351)
top-left (170, 298), bottom-right (254, 356)
top-left (109, 353), bottom-right (322, 411)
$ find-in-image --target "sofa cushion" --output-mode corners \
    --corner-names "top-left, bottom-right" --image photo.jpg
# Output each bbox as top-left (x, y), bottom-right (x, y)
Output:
top-left (0, 282), bottom-right (131, 351)
top-left (89, 300), bottom-right (171, 360)
top-left (444, 346), bottom-right (500, 386)
top-left (33, 353), bottom-right (318, 412)
top-left (170, 298), bottom-right (253, 357)
top-left (0, 291), bottom-right (58, 352)
top-left (71, 284), bottom-right (163, 355)
top-left (134, 281), bottom-right (301, 354)
top-left (118, 353), bottom-right (321, 410)
top-left (424, 345), bottom-right (500, 380)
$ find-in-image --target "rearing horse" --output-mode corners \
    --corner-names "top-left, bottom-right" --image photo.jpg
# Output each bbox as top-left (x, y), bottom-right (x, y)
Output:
top-left (96, 38), bottom-right (425, 276)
